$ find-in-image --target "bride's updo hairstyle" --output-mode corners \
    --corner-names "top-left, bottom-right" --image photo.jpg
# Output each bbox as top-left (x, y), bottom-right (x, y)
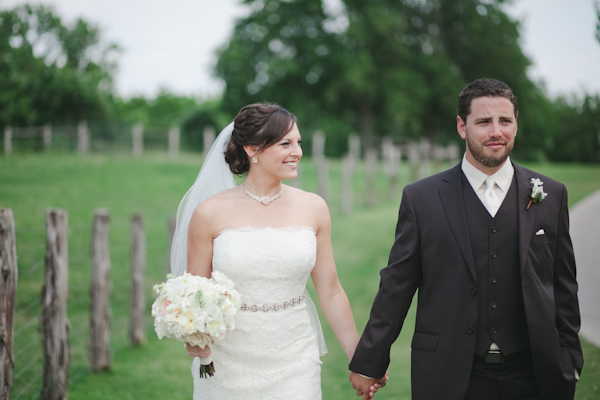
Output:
top-left (224, 103), bottom-right (297, 175)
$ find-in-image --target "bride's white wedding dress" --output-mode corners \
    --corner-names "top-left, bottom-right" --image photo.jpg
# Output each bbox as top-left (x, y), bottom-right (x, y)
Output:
top-left (192, 227), bottom-right (322, 400)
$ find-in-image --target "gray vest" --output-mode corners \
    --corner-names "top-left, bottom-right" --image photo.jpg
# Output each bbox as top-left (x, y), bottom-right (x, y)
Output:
top-left (461, 173), bottom-right (530, 356)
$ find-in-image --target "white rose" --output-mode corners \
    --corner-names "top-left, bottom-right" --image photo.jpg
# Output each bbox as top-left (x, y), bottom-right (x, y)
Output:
top-left (187, 332), bottom-right (212, 348)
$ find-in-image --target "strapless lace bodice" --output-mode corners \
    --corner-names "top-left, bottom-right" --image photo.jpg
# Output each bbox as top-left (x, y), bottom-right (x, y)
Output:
top-left (192, 227), bottom-right (322, 400)
top-left (212, 226), bottom-right (316, 304)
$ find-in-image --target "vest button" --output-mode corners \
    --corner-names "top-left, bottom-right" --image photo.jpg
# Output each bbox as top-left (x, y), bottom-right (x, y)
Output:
top-left (491, 227), bottom-right (497, 233)
top-left (467, 326), bottom-right (474, 334)
top-left (491, 302), bottom-right (497, 309)
top-left (491, 252), bottom-right (497, 258)
top-left (491, 328), bottom-right (498, 334)
top-left (491, 277), bottom-right (497, 284)
top-left (470, 288), bottom-right (477, 295)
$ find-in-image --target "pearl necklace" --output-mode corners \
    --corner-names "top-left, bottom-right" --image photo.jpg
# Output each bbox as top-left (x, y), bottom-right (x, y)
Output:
top-left (242, 184), bottom-right (283, 206)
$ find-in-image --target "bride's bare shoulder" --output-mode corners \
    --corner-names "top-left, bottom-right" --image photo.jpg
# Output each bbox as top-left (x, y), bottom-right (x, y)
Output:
top-left (285, 185), bottom-right (328, 212)
top-left (192, 187), bottom-right (241, 220)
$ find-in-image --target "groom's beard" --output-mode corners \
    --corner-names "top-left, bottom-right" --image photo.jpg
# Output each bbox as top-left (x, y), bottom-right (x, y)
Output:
top-left (466, 130), bottom-right (514, 169)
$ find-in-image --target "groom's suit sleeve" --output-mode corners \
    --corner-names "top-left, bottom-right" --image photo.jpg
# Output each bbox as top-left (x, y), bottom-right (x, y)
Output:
top-left (553, 184), bottom-right (583, 372)
top-left (349, 186), bottom-right (422, 378)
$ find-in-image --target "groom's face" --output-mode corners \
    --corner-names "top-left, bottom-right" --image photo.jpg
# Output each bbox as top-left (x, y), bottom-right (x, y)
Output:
top-left (457, 96), bottom-right (517, 174)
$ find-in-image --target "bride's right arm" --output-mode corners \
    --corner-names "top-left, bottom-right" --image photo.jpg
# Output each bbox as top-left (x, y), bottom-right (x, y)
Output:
top-left (186, 203), bottom-right (215, 279)
top-left (308, 195), bottom-right (360, 360)
top-left (185, 204), bottom-right (215, 358)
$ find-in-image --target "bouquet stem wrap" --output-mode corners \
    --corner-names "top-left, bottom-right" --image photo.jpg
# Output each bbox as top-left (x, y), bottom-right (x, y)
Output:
top-left (198, 356), bottom-right (216, 378)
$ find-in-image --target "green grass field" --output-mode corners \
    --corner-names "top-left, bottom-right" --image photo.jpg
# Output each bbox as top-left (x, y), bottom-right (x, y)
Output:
top-left (1, 153), bottom-right (599, 399)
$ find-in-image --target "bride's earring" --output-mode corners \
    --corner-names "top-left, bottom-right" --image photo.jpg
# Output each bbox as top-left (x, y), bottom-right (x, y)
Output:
top-left (252, 157), bottom-right (258, 163)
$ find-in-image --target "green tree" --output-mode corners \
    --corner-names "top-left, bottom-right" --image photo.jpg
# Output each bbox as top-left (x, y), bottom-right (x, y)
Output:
top-left (214, 0), bottom-right (580, 160)
top-left (214, 0), bottom-right (340, 141)
top-left (340, 0), bottom-right (464, 146)
top-left (113, 89), bottom-right (199, 128)
top-left (215, 0), bottom-right (450, 150)
top-left (0, 4), bottom-right (118, 128)
top-left (548, 94), bottom-right (600, 163)
top-left (430, 0), bottom-right (551, 158)
top-left (180, 99), bottom-right (231, 151)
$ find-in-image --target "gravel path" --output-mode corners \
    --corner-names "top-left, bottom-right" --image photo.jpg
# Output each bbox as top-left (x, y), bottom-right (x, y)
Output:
top-left (570, 189), bottom-right (600, 347)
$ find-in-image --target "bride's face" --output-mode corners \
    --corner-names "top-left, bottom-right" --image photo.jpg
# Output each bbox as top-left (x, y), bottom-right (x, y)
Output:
top-left (255, 123), bottom-right (302, 180)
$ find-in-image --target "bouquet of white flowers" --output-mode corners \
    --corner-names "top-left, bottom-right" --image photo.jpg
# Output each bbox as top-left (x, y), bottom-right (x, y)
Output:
top-left (151, 271), bottom-right (241, 377)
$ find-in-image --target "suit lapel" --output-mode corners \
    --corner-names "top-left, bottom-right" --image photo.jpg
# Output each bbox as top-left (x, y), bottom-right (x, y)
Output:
top-left (514, 163), bottom-right (538, 276)
top-left (439, 164), bottom-right (477, 282)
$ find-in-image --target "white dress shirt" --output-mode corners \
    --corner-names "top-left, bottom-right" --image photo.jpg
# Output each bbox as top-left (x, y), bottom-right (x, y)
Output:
top-left (461, 156), bottom-right (514, 211)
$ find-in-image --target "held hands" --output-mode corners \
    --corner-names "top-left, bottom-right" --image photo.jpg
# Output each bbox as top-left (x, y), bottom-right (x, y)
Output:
top-left (186, 343), bottom-right (212, 358)
top-left (349, 371), bottom-right (389, 399)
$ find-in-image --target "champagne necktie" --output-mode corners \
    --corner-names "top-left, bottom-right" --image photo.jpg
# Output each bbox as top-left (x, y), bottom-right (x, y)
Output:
top-left (482, 177), bottom-right (501, 217)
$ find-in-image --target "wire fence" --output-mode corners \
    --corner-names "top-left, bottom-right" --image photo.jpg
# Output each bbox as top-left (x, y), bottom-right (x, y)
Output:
top-left (7, 211), bottom-right (167, 400)
top-left (2, 122), bottom-right (182, 156)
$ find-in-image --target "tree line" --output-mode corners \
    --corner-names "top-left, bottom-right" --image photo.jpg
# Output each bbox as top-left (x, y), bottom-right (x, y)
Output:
top-left (1, 1), bottom-right (599, 162)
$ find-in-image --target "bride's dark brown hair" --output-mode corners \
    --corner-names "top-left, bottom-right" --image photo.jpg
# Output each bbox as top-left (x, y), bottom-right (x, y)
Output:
top-left (224, 103), bottom-right (297, 175)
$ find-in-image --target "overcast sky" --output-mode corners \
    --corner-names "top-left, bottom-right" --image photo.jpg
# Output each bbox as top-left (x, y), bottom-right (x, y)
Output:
top-left (2, 0), bottom-right (599, 99)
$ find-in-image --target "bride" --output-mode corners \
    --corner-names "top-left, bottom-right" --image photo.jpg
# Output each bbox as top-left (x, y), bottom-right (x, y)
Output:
top-left (170, 103), bottom-right (383, 399)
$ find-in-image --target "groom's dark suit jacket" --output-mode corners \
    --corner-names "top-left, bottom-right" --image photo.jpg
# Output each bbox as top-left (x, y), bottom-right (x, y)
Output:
top-left (350, 162), bottom-right (583, 400)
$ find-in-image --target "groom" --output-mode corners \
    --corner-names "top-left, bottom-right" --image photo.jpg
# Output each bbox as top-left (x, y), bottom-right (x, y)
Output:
top-left (349, 78), bottom-right (583, 400)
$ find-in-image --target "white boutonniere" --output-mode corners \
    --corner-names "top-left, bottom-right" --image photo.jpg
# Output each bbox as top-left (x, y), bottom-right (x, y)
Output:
top-left (527, 178), bottom-right (548, 210)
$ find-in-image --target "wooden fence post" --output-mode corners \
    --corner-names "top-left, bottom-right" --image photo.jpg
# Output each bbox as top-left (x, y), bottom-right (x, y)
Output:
top-left (168, 126), bottom-right (180, 159)
top-left (167, 216), bottom-right (176, 275)
top-left (3, 127), bottom-right (11, 156)
top-left (41, 208), bottom-right (69, 400)
top-left (341, 135), bottom-right (360, 214)
top-left (312, 131), bottom-right (325, 160)
top-left (312, 131), bottom-right (328, 202)
top-left (418, 138), bottom-right (431, 179)
top-left (432, 145), bottom-right (446, 173)
top-left (130, 214), bottom-right (146, 346)
top-left (89, 209), bottom-right (111, 372)
top-left (43, 125), bottom-right (52, 152)
top-left (132, 123), bottom-right (143, 157)
top-left (203, 126), bottom-right (215, 158)
top-left (382, 138), bottom-right (401, 199)
top-left (407, 142), bottom-right (420, 182)
top-left (348, 135), bottom-right (361, 160)
top-left (447, 142), bottom-right (460, 166)
top-left (78, 121), bottom-right (89, 154)
top-left (365, 148), bottom-right (378, 207)
top-left (341, 155), bottom-right (355, 214)
top-left (0, 209), bottom-right (17, 399)
top-left (315, 159), bottom-right (328, 203)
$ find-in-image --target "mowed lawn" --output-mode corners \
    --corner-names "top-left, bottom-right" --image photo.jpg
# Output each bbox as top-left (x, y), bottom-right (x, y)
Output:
top-left (1, 153), bottom-right (599, 400)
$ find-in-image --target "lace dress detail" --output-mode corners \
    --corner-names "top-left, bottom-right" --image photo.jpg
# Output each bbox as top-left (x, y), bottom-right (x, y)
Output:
top-left (192, 227), bottom-right (322, 400)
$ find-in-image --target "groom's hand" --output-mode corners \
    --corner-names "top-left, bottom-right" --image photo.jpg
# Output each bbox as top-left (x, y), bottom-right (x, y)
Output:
top-left (349, 371), bottom-right (386, 399)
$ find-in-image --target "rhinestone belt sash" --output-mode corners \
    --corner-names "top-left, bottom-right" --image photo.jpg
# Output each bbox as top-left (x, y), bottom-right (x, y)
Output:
top-left (240, 294), bottom-right (306, 312)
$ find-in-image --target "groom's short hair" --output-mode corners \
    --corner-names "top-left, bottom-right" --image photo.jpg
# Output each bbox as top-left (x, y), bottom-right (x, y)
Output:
top-left (458, 78), bottom-right (519, 123)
